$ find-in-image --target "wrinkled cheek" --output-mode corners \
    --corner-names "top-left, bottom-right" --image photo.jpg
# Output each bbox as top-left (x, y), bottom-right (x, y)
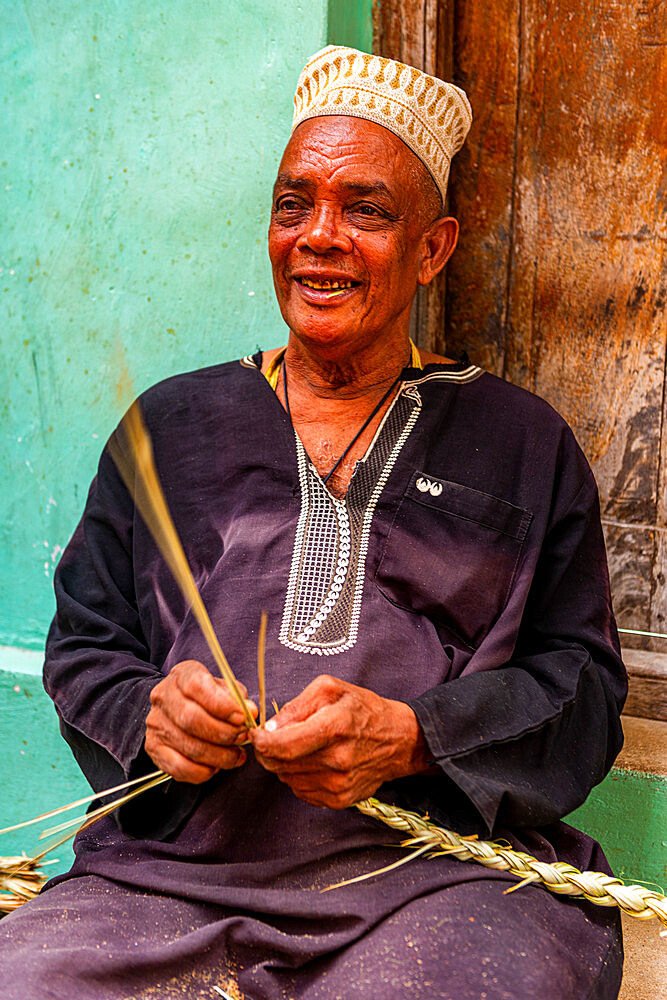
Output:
top-left (267, 240), bottom-right (291, 302)
top-left (267, 227), bottom-right (293, 268)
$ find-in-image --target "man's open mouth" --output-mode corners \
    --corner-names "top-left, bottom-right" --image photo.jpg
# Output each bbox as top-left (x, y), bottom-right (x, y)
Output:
top-left (295, 276), bottom-right (359, 297)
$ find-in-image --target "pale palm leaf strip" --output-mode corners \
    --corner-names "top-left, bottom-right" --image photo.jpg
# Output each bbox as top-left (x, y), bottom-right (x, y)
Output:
top-left (108, 400), bottom-right (255, 728)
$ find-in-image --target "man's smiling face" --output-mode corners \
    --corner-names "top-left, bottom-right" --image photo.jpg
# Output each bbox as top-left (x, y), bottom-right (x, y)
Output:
top-left (268, 116), bottom-right (448, 358)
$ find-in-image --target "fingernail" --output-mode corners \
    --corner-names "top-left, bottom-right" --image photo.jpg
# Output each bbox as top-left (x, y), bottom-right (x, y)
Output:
top-left (265, 717), bottom-right (277, 732)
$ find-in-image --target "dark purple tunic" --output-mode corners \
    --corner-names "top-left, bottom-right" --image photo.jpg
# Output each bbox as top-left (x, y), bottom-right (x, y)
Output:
top-left (0, 356), bottom-right (626, 998)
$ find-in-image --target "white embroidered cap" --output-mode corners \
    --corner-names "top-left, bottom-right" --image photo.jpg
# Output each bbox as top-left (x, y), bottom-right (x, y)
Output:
top-left (291, 45), bottom-right (472, 202)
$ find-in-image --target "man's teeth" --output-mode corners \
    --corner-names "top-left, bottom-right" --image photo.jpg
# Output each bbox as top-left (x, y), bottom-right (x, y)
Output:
top-left (300, 278), bottom-right (354, 290)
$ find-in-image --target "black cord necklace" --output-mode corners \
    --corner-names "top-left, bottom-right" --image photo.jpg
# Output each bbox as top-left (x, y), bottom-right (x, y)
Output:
top-left (282, 359), bottom-right (404, 486)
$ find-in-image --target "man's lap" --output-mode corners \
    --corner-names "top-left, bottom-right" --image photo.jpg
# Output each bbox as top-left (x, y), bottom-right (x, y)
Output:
top-left (0, 872), bottom-right (622, 999)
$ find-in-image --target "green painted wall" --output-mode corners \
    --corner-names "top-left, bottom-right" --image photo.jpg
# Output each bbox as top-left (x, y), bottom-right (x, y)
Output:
top-left (2, 0), bottom-right (335, 651)
top-left (0, 0), bottom-right (372, 652)
top-left (328, 0), bottom-right (373, 51)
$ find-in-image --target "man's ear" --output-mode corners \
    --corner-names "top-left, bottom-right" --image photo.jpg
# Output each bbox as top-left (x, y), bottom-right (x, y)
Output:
top-left (417, 217), bottom-right (459, 286)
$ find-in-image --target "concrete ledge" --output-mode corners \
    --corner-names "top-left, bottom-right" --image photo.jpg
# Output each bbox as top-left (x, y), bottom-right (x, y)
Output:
top-left (623, 648), bottom-right (667, 722)
top-left (0, 644), bottom-right (44, 677)
top-left (619, 914), bottom-right (667, 1000)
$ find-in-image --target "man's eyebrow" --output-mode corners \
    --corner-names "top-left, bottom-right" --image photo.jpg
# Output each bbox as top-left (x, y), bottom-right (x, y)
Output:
top-left (273, 174), bottom-right (312, 192)
top-left (272, 175), bottom-right (396, 202)
top-left (338, 181), bottom-right (394, 201)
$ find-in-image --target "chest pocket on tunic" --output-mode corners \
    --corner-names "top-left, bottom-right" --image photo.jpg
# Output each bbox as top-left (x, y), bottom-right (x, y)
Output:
top-left (375, 473), bottom-right (533, 649)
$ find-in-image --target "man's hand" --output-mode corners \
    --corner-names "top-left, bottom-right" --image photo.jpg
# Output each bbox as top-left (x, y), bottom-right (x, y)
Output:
top-left (250, 675), bottom-right (430, 809)
top-left (145, 660), bottom-right (257, 783)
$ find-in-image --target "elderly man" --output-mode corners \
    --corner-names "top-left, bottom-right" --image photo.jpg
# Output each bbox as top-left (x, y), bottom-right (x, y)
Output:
top-left (1, 47), bottom-right (625, 999)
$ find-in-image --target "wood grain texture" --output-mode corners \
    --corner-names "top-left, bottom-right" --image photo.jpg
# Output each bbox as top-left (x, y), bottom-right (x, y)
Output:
top-left (624, 678), bottom-right (667, 723)
top-left (501, 2), bottom-right (667, 418)
top-left (447, 1), bottom-right (667, 661)
top-left (616, 714), bottom-right (667, 778)
top-left (500, 2), bottom-right (667, 653)
top-left (373, 0), bottom-right (427, 69)
top-left (605, 524), bottom-right (655, 647)
top-left (443, 0), bottom-right (521, 371)
top-left (373, 0), bottom-right (454, 353)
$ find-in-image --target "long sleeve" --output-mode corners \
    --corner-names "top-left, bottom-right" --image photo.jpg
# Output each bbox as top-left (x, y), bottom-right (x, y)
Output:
top-left (408, 468), bottom-right (627, 834)
top-left (43, 441), bottom-right (199, 838)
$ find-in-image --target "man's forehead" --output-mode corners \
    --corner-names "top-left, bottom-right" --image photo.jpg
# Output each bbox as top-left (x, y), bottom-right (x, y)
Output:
top-left (284, 115), bottom-right (412, 160)
top-left (276, 116), bottom-right (423, 192)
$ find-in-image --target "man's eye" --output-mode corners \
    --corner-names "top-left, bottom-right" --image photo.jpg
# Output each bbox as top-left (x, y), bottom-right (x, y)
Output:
top-left (275, 197), bottom-right (303, 212)
top-left (353, 204), bottom-right (381, 217)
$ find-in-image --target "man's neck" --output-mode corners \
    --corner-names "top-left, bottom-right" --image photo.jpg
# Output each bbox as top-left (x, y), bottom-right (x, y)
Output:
top-left (281, 332), bottom-right (412, 403)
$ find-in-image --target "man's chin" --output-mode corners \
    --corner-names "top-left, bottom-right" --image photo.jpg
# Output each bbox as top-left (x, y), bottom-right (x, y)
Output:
top-left (288, 325), bottom-right (362, 354)
top-left (282, 302), bottom-right (365, 351)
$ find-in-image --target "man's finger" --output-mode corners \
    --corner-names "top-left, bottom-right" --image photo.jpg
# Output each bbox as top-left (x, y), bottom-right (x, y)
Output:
top-left (270, 771), bottom-right (358, 810)
top-left (262, 674), bottom-right (344, 731)
top-left (153, 667), bottom-right (257, 731)
top-left (169, 660), bottom-right (257, 723)
top-left (146, 705), bottom-right (249, 766)
top-left (150, 719), bottom-right (242, 766)
top-left (146, 726), bottom-right (248, 779)
top-left (150, 692), bottom-right (250, 746)
top-left (149, 745), bottom-right (218, 784)
top-left (251, 704), bottom-right (339, 761)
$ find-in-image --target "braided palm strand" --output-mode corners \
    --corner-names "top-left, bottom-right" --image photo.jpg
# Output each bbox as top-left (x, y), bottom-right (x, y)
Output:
top-left (355, 798), bottom-right (667, 927)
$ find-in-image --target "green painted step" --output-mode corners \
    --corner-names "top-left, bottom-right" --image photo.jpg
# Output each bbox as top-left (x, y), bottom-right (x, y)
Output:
top-left (566, 715), bottom-right (666, 889)
top-left (0, 667), bottom-right (88, 875)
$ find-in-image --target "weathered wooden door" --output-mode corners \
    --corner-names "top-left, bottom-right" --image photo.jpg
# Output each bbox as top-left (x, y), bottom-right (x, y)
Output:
top-left (375, 2), bottom-right (667, 696)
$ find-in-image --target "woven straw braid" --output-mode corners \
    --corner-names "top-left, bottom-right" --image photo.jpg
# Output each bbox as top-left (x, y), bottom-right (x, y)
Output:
top-left (355, 798), bottom-right (667, 927)
top-left (3, 791), bottom-right (665, 929)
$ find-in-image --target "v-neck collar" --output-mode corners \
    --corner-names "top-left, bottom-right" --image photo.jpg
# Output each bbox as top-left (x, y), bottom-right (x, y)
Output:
top-left (240, 349), bottom-right (483, 500)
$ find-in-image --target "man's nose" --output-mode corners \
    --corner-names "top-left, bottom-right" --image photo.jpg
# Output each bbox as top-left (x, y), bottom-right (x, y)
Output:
top-left (295, 205), bottom-right (353, 254)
